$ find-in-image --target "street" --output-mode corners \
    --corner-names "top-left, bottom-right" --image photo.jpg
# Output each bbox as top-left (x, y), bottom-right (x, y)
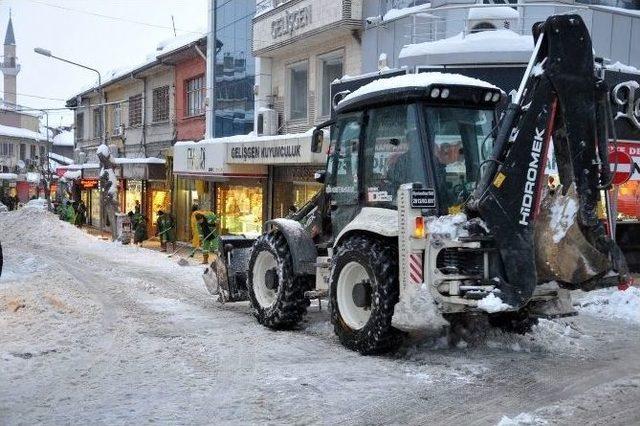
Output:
top-left (1, 208), bottom-right (640, 425)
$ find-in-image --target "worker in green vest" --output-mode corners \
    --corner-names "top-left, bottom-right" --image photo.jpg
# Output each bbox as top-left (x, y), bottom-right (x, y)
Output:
top-left (195, 211), bottom-right (220, 264)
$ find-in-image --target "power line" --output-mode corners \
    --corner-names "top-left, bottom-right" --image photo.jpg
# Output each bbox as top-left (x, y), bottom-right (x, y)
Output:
top-left (0, 90), bottom-right (68, 102)
top-left (24, 0), bottom-right (203, 35)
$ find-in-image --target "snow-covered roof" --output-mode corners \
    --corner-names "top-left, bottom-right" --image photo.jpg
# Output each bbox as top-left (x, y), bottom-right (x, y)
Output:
top-left (467, 6), bottom-right (519, 21)
top-left (52, 130), bottom-right (74, 147)
top-left (0, 123), bottom-right (47, 141)
top-left (0, 172), bottom-right (18, 180)
top-left (338, 72), bottom-right (500, 107)
top-left (114, 157), bottom-right (166, 165)
top-left (71, 31), bottom-right (206, 99)
top-left (400, 30), bottom-right (533, 59)
top-left (49, 152), bottom-right (74, 165)
top-left (63, 170), bottom-right (82, 180)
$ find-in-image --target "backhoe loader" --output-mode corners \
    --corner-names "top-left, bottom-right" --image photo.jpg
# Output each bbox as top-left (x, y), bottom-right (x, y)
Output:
top-left (209, 14), bottom-right (634, 354)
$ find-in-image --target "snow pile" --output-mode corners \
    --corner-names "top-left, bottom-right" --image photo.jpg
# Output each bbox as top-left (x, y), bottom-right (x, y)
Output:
top-left (0, 173), bottom-right (18, 180)
top-left (468, 6), bottom-right (519, 20)
top-left (52, 131), bottom-right (74, 147)
top-left (498, 412), bottom-right (548, 425)
top-left (477, 293), bottom-right (511, 313)
top-left (339, 72), bottom-right (500, 107)
top-left (548, 195), bottom-right (578, 243)
top-left (400, 30), bottom-right (533, 59)
top-left (96, 143), bottom-right (110, 158)
top-left (574, 286), bottom-right (640, 324)
top-left (23, 198), bottom-right (48, 211)
top-left (392, 283), bottom-right (449, 332)
top-left (426, 213), bottom-right (468, 239)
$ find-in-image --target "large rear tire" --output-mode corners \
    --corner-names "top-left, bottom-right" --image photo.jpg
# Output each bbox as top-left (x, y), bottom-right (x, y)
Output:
top-left (330, 235), bottom-right (403, 354)
top-left (248, 231), bottom-right (308, 329)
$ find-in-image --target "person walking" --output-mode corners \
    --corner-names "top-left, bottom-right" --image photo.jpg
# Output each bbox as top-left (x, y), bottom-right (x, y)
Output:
top-left (156, 210), bottom-right (176, 252)
top-left (74, 200), bottom-right (87, 227)
top-left (195, 211), bottom-right (220, 265)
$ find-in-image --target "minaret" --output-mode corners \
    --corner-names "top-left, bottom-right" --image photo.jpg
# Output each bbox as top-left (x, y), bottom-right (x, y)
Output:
top-left (1, 12), bottom-right (20, 107)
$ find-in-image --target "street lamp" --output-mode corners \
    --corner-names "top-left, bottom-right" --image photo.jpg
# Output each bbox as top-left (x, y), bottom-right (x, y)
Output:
top-left (34, 47), bottom-right (110, 235)
top-left (33, 47), bottom-right (106, 144)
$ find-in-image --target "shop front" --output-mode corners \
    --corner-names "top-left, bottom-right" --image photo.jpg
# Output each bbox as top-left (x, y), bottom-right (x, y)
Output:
top-left (173, 140), bottom-right (268, 242)
top-left (225, 131), bottom-right (328, 222)
top-left (117, 159), bottom-right (168, 236)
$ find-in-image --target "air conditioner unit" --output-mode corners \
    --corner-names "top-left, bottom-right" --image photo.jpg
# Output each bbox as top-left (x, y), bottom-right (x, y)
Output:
top-left (466, 6), bottom-right (519, 34)
top-left (257, 108), bottom-right (277, 136)
top-left (112, 126), bottom-right (124, 138)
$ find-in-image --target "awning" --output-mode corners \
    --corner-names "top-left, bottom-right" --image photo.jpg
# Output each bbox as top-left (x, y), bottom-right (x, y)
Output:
top-left (173, 130), bottom-right (327, 179)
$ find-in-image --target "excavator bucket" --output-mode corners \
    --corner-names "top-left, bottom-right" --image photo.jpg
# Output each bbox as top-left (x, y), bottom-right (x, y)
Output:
top-left (534, 184), bottom-right (611, 284)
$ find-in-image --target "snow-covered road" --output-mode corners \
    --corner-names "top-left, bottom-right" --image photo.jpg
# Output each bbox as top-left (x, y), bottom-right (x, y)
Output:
top-left (2, 208), bottom-right (640, 425)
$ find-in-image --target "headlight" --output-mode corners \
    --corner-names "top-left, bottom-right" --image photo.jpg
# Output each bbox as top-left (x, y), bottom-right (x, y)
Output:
top-left (430, 88), bottom-right (441, 98)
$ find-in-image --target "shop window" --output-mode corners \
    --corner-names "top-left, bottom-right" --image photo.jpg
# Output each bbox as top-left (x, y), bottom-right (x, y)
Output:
top-left (1, 142), bottom-right (14, 157)
top-left (186, 75), bottom-right (206, 117)
top-left (152, 86), bottom-right (170, 122)
top-left (175, 177), bottom-right (211, 242)
top-left (318, 52), bottom-right (344, 117)
top-left (30, 145), bottom-right (36, 160)
top-left (129, 94), bottom-right (143, 127)
top-left (39, 146), bottom-right (45, 162)
top-left (216, 184), bottom-right (263, 236)
top-left (76, 112), bottom-right (84, 140)
top-left (123, 180), bottom-right (143, 215)
top-left (19, 143), bottom-right (26, 161)
top-left (273, 181), bottom-right (322, 218)
top-left (288, 61), bottom-right (308, 120)
top-left (93, 109), bottom-right (103, 139)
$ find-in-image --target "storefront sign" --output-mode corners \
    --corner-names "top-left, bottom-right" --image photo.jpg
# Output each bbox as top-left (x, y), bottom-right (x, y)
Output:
top-left (229, 144), bottom-right (302, 161)
top-left (271, 5), bottom-right (312, 39)
top-left (80, 179), bottom-right (98, 189)
top-left (174, 140), bottom-right (267, 178)
top-left (613, 81), bottom-right (640, 130)
top-left (253, 0), bottom-right (360, 54)
top-left (226, 134), bottom-right (326, 165)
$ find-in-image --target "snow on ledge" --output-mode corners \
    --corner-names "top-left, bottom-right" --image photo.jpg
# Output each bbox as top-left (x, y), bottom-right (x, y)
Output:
top-left (468, 6), bottom-right (519, 21)
top-left (114, 157), bottom-right (165, 165)
top-left (400, 30), bottom-right (533, 59)
top-left (383, 3), bottom-right (432, 21)
top-left (339, 72), bottom-right (500, 107)
top-left (0, 173), bottom-right (18, 180)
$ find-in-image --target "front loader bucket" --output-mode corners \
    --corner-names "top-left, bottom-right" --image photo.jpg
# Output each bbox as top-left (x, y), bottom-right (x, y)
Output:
top-left (535, 185), bottom-right (611, 284)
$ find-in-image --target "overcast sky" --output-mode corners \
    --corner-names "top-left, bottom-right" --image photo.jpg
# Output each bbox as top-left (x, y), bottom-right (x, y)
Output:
top-left (1, 0), bottom-right (208, 127)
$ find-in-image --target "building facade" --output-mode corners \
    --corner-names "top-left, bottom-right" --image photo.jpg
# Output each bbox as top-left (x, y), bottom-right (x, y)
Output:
top-left (173, 0), bottom-right (361, 241)
top-left (0, 15), bottom-right (50, 204)
top-left (67, 35), bottom-right (210, 231)
top-left (361, 0), bottom-right (640, 72)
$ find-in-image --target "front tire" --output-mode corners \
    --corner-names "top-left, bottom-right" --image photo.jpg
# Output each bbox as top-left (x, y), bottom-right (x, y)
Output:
top-left (330, 235), bottom-right (403, 354)
top-left (248, 231), bottom-right (308, 329)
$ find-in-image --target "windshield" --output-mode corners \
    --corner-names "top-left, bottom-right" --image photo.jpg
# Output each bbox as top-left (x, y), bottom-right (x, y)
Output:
top-left (424, 107), bottom-right (495, 214)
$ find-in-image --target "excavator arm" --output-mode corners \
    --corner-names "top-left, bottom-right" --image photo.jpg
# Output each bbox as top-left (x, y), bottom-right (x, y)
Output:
top-left (467, 14), bottom-right (629, 307)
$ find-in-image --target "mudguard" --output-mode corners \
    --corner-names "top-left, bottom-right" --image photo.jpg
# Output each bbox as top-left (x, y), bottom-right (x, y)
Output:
top-left (265, 218), bottom-right (317, 276)
top-left (333, 207), bottom-right (398, 248)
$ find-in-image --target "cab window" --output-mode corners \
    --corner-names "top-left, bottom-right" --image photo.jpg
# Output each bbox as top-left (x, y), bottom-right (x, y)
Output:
top-left (362, 103), bottom-right (426, 206)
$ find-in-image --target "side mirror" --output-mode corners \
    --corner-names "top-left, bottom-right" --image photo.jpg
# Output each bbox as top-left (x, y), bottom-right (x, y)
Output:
top-left (314, 170), bottom-right (326, 184)
top-left (311, 129), bottom-right (324, 153)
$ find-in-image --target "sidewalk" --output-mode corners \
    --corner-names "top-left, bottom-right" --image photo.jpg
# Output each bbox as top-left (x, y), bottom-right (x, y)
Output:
top-left (81, 225), bottom-right (208, 264)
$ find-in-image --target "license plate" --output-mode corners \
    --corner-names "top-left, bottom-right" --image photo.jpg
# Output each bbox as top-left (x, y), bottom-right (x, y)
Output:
top-left (410, 188), bottom-right (436, 209)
